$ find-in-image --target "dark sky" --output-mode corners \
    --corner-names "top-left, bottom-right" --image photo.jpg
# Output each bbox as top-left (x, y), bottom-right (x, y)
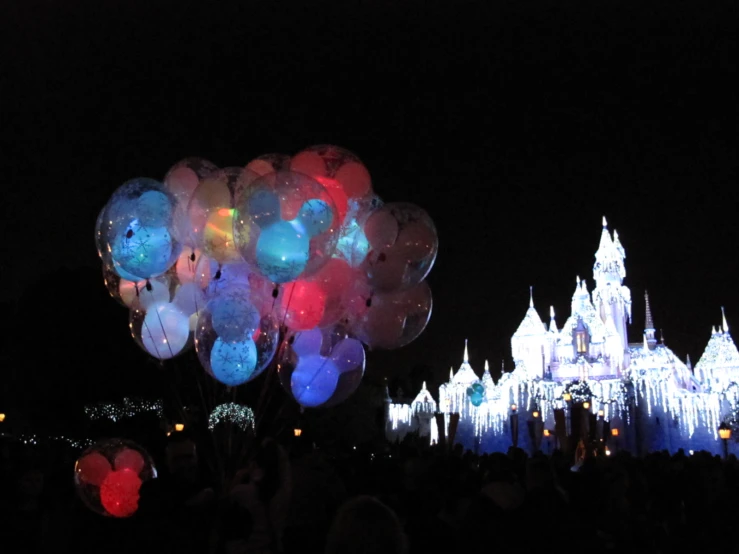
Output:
top-left (2, 0), bottom-right (738, 418)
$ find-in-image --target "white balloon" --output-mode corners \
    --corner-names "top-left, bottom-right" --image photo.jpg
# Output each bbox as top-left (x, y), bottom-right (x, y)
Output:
top-left (141, 303), bottom-right (190, 359)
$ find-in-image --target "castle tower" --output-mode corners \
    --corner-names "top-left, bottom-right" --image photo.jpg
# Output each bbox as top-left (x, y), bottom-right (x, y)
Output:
top-left (591, 217), bottom-right (632, 352)
top-left (644, 291), bottom-right (657, 349)
top-left (511, 288), bottom-right (548, 380)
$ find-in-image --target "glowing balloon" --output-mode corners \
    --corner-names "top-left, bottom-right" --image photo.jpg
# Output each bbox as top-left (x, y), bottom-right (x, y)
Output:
top-left (467, 383), bottom-right (485, 407)
top-left (205, 262), bottom-right (251, 299)
top-left (308, 258), bottom-right (355, 328)
top-left (130, 301), bottom-right (191, 360)
top-left (188, 167), bottom-right (256, 264)
top-left (209, 292), bottom-right (260, 342)
top-left (74, 439), bottom-right (156, 518)
top-left (350, 280), bottom-right (433, 350)
top-left (175, 249), bottom-right (213, 288)
top-left (278, 324), bottom-right (366, 408)
top-left (210, 337), bottom-right (258, 386)
top-left (173, 282), bottom-right (206, 317)
top-left (335, 193), bottom-right (384, 267)
top-left (165, 158), bottom-right (218, 248)
top-left (76, 452), bottom-right (111, 486)
top-left (118, 275), bottom-right (170, 309)
top-left (290, 144), bottom-right (373, 204)
top-left (277, 280), bottom-right (327, 331)
top-left (114, 448), bottom-right (146, 474)
top-left (233, 170), bottom-right (338, 283)
top-left (100, 469), bottom-right (143, 518)
top-left (255, 220), bottom-right (310, 283)
top-left (361, 203), bottom-right (438, 292)
top-left (246, 153), bottom-right (290, 177)
top-left (102, 177), bottom-right (182, 281)
top-left (196, 308), bottom-right (279, 385)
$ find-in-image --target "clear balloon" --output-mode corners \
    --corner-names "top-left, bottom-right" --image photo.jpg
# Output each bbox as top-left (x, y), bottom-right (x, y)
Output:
top-left (175, 249), bottom-right (213, 289)
top-left (101, 177), bottom-right (182, 281)
top-left (118, 274), bottom-right (171, 309)
top-left (188, 167), bottom-right (256, 264)
top-left (335, 193), bottom-right (384, 267)
top-left (74, 439), bottom-right (156, 518)
top-left (350, 280), bottom-right (433, 350)
top-left (165, 158), bottom-right (218, 248)
top-left (233, 171), bottom-right (339, 283)
top-left (130, 300), bottom-right (192, 360)
top-left (246, 153), bottom-right (291, 177)
top-left (195, 302), bottom-right (279, 386)
top-left (290, 145), bottom-right (373, 225)
top-left (361, 203), bottom-right (438, 292)
top-left (278, 324), bottom-right (366, 408)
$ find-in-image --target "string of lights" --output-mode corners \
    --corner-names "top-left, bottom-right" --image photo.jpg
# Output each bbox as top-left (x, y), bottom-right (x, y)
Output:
top-left (84, 397), bottom-right (164, 422)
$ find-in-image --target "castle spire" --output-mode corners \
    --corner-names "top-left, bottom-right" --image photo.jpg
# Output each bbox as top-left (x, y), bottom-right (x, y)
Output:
top-left (644, 291), bottom-right (657, 348)
top-left (449, 366), bottom-right (454, 380)
top-left (643, 332), bottom-right (649, 352)
top-left (422, 381), bottom-right (427, 390)
top-left (549, 305), bottom-right (557, 332)
top-left (529, 286), bottom-right (534, 308)
top-left (602, 215), bottom-right (607, 227)
top-left (686, 354), bottom-right (692, 370)
top-left (463, 339), bottom-right (469, 363)
top-left (722, 306), bottom-right (729, 333)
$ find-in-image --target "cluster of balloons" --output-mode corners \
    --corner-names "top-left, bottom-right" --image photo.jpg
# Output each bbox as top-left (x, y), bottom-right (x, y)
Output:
top-left (74, 439), bottom-right (156, 518)
top-left (95, 145), bottom-right (438, 408)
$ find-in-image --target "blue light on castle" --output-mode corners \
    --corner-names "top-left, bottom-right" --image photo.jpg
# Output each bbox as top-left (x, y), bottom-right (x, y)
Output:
top-left (386, 217), bottom-right (739, 455)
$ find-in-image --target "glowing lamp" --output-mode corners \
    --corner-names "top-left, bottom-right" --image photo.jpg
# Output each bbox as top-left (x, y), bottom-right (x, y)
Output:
top-left (174, 423), bottom-right (184, 432)
top-left (0, 413), bottom-right (5, 422)
top-left (532, 411), bottom-right (540, 418)
top-left (543, 429), bottom-right (551, 437)
top-left (562, 392), bottom-right (572, 402)
top-left (598, 409), bottom-right (604, 417)
top-left (605, 448), bottom-right (612, 456)
top-left (611, 428), bottom-right (620, 437)
top-left (719, 423), bottom-right (732, 440)
top-left (510, 404), bottom-right (517, 412)
top-left (294, 428), bottom-right (303, 437)
top-left (582, 401), bottom-right (591, 410)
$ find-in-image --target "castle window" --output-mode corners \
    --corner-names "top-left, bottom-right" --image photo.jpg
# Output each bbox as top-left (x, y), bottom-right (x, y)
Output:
top-left (572, 317), bottom-right (589, 356)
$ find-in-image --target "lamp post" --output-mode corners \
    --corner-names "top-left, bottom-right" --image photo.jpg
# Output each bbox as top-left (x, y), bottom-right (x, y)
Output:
top-left (562, 392), bottom-right (572, 436)
top-left (510, 404), bottom-right (519, 448)
top-left (719, 423), bottom-right (731, 460)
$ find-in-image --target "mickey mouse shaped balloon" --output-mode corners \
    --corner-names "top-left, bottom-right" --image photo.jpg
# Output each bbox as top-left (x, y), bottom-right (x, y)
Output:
top-left (233, 171), bottom-right (339, 283)
top-left (74, 439), bottom-right (156, 518)
top-left (278, 324), bottom-right (365, 408)
top-left (195, 286), bottom-right (280, 386)
top-left (466, 382), bottom-right (485, 407)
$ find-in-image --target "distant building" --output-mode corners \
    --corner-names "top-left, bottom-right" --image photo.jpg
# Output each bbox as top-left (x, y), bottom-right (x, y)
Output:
top-left (386, 218), bottom-right (739, 455)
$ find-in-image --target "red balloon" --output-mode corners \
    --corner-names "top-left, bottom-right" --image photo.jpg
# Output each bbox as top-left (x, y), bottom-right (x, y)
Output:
top-left (114, 448), bottom-right (145, 475)
top-left (279, 280), bottom-right (326, 331)
top-left (76, 452), bottom-right (112, 487)
top-left (311, 258), bottom-right (355, 327)
top-left (100, 469), bottom-right (142, 518)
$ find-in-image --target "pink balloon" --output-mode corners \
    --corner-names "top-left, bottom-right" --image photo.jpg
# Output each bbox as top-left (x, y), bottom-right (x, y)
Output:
top-left (310, 258), bottom-right (355, 327)
top-left (114, 448), bottom-right (146, 475)
top-left (76, 452), bottom-right (112, 486)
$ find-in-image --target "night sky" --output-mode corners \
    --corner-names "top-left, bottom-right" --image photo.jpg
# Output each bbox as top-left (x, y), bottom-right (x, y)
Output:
top-left (2, 0), bottom-right (737, 424)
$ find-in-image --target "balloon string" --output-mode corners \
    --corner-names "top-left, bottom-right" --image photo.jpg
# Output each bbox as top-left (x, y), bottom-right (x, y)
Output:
top-left (153, 305), bottom-right (176, 359)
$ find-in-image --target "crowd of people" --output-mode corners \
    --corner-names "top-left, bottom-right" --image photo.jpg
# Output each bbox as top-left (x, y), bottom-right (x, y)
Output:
top-left (3, 431), bottom-right (739, 554)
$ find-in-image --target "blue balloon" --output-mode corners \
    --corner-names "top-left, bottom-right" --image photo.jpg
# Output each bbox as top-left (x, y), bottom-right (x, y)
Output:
top-left (210, 294), bottom-right (260, 342)
top-left (291, 355), bottom-right (339, 407)
top-left (111, 219), bottom-right (178, 281)
top-left (210, 337), bottom-right (258, 386)
top-left (255, 220), bottom-right (310, 283)
top-left (297, 199), bottom-right (333, 237)
top-left (137, 190), bottom-right (172, 227)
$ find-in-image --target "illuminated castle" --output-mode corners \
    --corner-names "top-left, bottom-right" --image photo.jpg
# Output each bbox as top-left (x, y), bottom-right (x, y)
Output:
top-left (386, 218), bottom-right (739, 455)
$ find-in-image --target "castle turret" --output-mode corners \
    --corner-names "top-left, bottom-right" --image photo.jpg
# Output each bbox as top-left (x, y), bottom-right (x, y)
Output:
top-left (591, 217), bottom-right (632, 353)
top-left (511, 288), bottom-right (548, 379)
